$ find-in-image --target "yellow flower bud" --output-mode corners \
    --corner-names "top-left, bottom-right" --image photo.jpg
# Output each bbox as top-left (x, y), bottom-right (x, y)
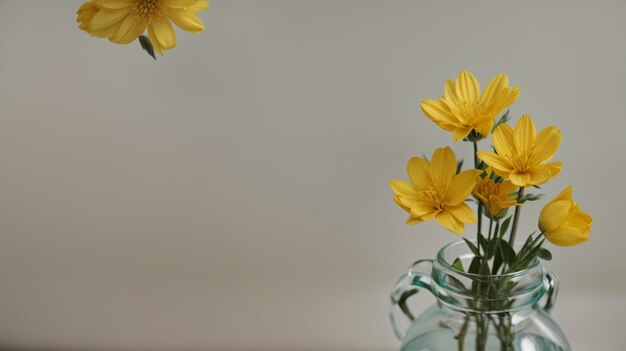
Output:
top-left (539, 186), bottom-right (592, 247)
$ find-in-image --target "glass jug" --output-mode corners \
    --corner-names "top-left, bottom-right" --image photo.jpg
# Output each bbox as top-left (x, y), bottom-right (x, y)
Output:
top-left (390, 240), bottom-right (571, 351)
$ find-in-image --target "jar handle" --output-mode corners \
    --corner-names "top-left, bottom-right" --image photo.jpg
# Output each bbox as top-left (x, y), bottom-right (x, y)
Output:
top-left (542, 271), bottom-right (559, 313)
top-left (389, 259), bottom-right (434, 340)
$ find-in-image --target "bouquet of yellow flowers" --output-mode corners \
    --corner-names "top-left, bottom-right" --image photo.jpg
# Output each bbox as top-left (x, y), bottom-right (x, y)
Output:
top-left (391, 69), bottom-right (591, 268)
top-left (389, 70), bottom-right (591, 351)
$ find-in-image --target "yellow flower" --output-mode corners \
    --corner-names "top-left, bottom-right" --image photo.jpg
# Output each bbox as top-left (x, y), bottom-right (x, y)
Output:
top-left (477, 115), bottom-right (562, 187)
top-left (390, 147), bottom-right (481, 234)
top-left (472, 169), bottom-right (518, 219)
top-left (77, 0), bottom-right (209, 55)
top-left (539, 186), bottom-right (592, 246)
top-left (421, 70), bottom-right (520, 141)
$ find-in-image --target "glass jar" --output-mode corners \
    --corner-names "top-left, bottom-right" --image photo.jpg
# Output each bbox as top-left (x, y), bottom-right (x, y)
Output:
top-left (390, 240), bottom-right (570, 351)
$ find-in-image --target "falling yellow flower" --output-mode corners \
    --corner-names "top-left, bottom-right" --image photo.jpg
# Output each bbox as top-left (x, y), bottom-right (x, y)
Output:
top-left (421, 70), bottom-right (520, 141)
top-left (77, 0), bottom-right (209, 55)
top-left (477, 115), bottom-right (562, 187)
top-left (390, 147), bottom-right (481, 234)
top-left (472, 169), bottom-right (518, 220)
top-left (539, 186), bottom-right (591, 246)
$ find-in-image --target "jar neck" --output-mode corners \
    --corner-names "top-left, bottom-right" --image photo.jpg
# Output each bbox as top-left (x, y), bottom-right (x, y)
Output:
top-left (431, 241), bottom-right (547, 314)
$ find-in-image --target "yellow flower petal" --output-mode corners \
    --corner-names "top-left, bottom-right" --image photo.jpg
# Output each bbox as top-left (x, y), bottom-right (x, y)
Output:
top-left (406, 216), bottom-right (423, 225)
top-left (395, 196), bottom-right (417, 210)
top-left (456, 70), bottom-right (480, 104)
top-left (94, 0), bottom-right (135, 10)
top-left (407, 157), bottom-right (430, 191)
top-left (562, 211), bottom-right (592, 234)
top-left (480, 73), bottom-right (508, 105)
top-left (544, 228), bottom-right (589, 246)
top-left (430, 147), bottom-right (456, 188)
top-left (551, 185), bottom-right (573, 202)
top-left (446, 203), bottom-right (476, 224)
top-left (539, 200), bottom-right (571, 232)
top-left (393, 196), bottom-right (410, 213)
top-left (410, 202), bottom-right (439, 220)
top-left (435, 211), bottom-right (464, 234)
top-left (77, 2), bottom-right (99, 30)
top-left (534, 126), bottom-right (561, 162)
top-left (476, 151), bottom-right (514, 175)
top-left (473, 117), bottom-right (494, 138)
top-left (421, 100), bottom-right (457, 128)
top-left (492, 124), bottom-right (515, 157)
top-left (112, 13), bottom-right (146, 44)
top-left (190, 0), bottom-right (210, 13)
top-left (490, 86), bottom-right (520, 113)
top-left (89, 8), bottom-right (131, 30)
top-left (452, 126), bottom-right (473, 141)
top-left (444, 79), bottom-right (459, 103)
top-left (514, 115), bottom-right (536, 153)
top-left (447, 169), bottom-right (481, 205)
top-left (509, 172), bottom-right (531, 187)
top-left (571, 205), bottom-right (592, 224)
top-left (147, 27), bottom-right (164, 55)
top-left (526, 166), bottom-right (551, 185)
top-left (498, 180), bottom-right (518, 196)
top-left (545, 161), bottom-right (562, 179)
top-left (162, 0), bottom-right (204, 8)
top-left (149, 16), bottom-right (177, 50)
top-left (389, 180), bottom-right (417, 198)
top-left (166, 8), bottom-right (205, 33)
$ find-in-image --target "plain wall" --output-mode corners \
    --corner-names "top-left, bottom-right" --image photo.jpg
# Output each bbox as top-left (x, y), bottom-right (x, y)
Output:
top-left (0, 0), bottom-right (625, 349)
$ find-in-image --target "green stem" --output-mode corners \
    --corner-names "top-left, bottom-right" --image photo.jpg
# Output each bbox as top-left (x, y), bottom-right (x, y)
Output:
top-left (455, 314), bottom-right (470, 351)
top-left (491, 220), bottom-right (504, 275)
top-left (473, 142), bottom-right (483, 238)
top-left (508, 187), bottom-right (525, 246)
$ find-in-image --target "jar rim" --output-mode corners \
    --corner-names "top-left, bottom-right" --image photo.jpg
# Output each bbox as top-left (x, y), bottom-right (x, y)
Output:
top-left (436, 239), bottom-right (540, 279)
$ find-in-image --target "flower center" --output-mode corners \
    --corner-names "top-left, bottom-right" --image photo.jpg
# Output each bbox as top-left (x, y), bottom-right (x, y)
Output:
top-left (451, 101), bottom-right (492, 129)
top-left (418, 185), bottom-right (447, 211)
top-left (136, 0), bottom-right (162, 22)
top-left (511, 148), bottom-right (537, 172)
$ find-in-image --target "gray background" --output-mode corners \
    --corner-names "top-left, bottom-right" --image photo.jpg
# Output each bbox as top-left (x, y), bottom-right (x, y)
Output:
top-left (1, 0), bottom-right (625, 349)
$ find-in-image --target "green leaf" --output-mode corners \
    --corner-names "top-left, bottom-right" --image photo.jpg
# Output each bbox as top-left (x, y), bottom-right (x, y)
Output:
top-left (138, 35), bottom-right (156, 60)
top-left (517, 234), bottom-right (534, 259)
top-left (492, 110), bottom-right (510, 133)
top-left (499, 217), bottom-right (512, 239)
top-left (537, 247), bottom-right (552, 261)
top-left (518, 193), bottom-right (544, 204)
top-left (456, 159), bottom-right (464, 174)
top-left (445, 274), bottom-right (468, 291)
top-left (479, 262), bottom-right (491, 275)
top-left (499, 240), bottom-right (517, 266)
top-left (452, 257), bottom-right (464, 272)
top-left (486, 238), bottom-right (498, 259)
top-left (491, 249), bottom-right (503, 274)
top-left (468, 256), bottom-right (481, 274)
top-left (463, 238), bottom-right (480, 257)
top-left (477, 234), bottom-right (488, 253)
